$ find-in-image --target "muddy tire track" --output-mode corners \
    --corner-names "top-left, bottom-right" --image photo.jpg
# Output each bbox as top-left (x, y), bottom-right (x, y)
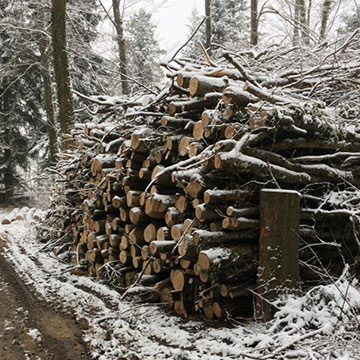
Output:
top-left (0, 251), bottom-right (91, 360)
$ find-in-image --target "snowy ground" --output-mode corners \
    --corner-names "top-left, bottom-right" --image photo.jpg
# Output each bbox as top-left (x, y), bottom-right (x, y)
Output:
top-left (1, 211), bottom-right (360, 360)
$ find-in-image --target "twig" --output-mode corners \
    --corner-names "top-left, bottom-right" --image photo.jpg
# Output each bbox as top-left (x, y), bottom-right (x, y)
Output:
top-left (61, 264), bottom-right (88, 274)
top-left (171, 219), bottom-right (195, 255)
top-left (168, 17), bottom-right (207, 63)
top-left (260, 327), bottom-right (325, 359)
top-left (120, 256), bottom-right (154, 301)
top-left (197, 41), bottom-right (218, 67)
top-left (267, 159), bottom-right (281, 189)
top-left (222, 52), bottom-right (260, 87)
top-left (143, 146), bottom-right (214, 194)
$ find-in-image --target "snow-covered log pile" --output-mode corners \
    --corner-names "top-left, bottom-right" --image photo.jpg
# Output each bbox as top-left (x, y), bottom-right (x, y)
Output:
top-left (37, 34), bottom-right (360, 320)
top-left (1, 207), bottom-right (45, 226)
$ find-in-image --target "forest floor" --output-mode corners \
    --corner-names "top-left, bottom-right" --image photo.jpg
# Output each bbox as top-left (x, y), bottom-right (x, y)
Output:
top-left (1, 209), bottom-right (360, 360)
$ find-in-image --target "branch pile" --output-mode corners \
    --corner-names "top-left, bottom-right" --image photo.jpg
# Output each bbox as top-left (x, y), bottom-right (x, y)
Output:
top-left (38, 35), bottom-right (360, 320)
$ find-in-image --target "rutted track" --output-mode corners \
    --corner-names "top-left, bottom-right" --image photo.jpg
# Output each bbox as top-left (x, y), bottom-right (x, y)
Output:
top-left (0, 244), bottom-right (90, 360)
top-left (2, 219), bottom-right (360, 360)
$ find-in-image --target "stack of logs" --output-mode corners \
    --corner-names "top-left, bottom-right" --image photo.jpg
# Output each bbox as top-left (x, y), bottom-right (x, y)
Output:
top-left (38, 47), bottom-right (360, 320)
top-left (1, 207), bottom-right (44, 225)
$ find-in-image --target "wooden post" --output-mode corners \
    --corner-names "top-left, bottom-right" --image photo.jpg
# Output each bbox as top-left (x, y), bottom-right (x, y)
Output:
top-left (256, 189), bottom-right (300, 321)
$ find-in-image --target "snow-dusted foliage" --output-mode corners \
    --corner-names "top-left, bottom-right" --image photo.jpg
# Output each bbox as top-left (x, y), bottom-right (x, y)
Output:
top-left (182, 7), bottom-right (205, 59)
top-left (211, 0), bottom-right (249, 49)
top-left (272, 269), bottom-right (360, 334)
top-left (184, 1), bottom-right (249, 58)
top-left (256, 0), bottom-right (359, 46)
top-left (0, 0), bottom-right (114, 201)
top-left (0, 0), bottom-right (45, 202)
top-left (127, 8), bottom-right (165, 93)
top-left (66, 0), bottom-right (113, 98)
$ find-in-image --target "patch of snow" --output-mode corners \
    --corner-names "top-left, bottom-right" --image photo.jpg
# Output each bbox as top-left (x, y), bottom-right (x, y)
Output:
top-left (1, 216), bottom-right (360, 359)
top-left (262, 188), bottom-right (301, 196)
top-left (27, 328), bottom-right (42, 341)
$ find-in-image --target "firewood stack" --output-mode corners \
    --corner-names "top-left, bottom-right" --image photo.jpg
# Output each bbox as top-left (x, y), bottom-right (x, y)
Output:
top-left (38, 39), bottom-right (360, 320)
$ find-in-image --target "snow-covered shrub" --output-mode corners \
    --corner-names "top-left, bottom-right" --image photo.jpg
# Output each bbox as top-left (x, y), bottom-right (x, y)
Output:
top-left (270, 268), bottom-right (360, 335)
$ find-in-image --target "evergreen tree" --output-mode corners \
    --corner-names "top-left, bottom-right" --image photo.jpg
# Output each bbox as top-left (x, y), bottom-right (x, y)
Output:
top-left (0, 0), bottom-right (45, 204)
top-left (0, 0), bottom-right (111, 202)
top-left (211, 0), bottom-right (249, 49)
top-left (185, 1), bottom-right (249, 58)
top-left (127, 9), bottom-right (164, 92)
top-left (37, 0), bottom-right (58, 165)
top-left (338, 5), bottom-right (360, 49)
top-left (183, 7), bottom-right (206, 59)
top-left (67, 0), bottom-right (112, 96)
top-left (344, 6), bottom-right (360, 33)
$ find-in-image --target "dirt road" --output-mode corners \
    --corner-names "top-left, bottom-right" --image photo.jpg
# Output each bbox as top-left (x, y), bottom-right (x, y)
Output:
top-left (0, 251), bottom-right (91, 360)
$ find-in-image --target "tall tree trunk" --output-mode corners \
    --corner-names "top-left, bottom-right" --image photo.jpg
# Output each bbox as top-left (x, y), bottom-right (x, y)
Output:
top-left (293, 0), bottom-right (308, 45)
top-left (306, 0), bottom-right (312, 30)
top-left (1, 78), bottom-right (14, 205)
top-left (293, 0), bottom-right (300, 45)
top-left (3, 120), bottom-right (14, 206)
top-left (3, 148), bottom-right (14, 206)
top-left (205, 0), bottom-right (212, 55)
top-left (250, 0), bottom-right (258, 46)
top-left (112, 0), bottom-right (130, 96)
top-left (298, 0), bottom-right (309, 44)
top-left (319, 0), bottom-right (333, 40)
top-left (37, 1), bottom-right (58, 164)
top-left (51, 0), bottom-right (75, 151)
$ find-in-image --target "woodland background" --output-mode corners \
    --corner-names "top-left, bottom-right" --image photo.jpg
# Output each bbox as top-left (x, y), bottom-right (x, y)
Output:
top-left (0, 0), bottom-right (359, 205)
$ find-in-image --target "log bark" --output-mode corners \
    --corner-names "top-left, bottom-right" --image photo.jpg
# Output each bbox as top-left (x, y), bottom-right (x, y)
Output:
top-left (149, 240), bottom-right (177, 255)
top-left (51, 0), bottom-right (75, 150)
top-left (204, 189), bottom-right (255, 205)
top-left (189, 76), bottom-right (229, 97)
top-left (157, 226), bottom-right (172, 240)
top-left (257, 189), bottom-right (300, 321)
top-left (193, 229), bottom-right (258, 245)
top-left (161, 116), bottom-right (191, 129)
top-left (222, 86), bottom-right (256, 106)
top-left (214, 152), bottom-right (312, 185)
top-left (129, 207), bottom-right (149, 225)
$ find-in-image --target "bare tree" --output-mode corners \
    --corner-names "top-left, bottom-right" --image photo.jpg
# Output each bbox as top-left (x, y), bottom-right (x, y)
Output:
top-left (205, 0), bottom-right (212, 55)
top-left (293, 0), bottom-right (308, 44)
top-left (298, 0), bottom-right (308, 44)
top-left (319, 0), bottom-right (333, 40)
top-left (293, 0), bottom-right (300, 44)
top-left (250, 0), bottom-right (258, 46)
top-left (51, 0), bottom-right (75, 150)
top-left (112, 0), bottom-right (130, 95)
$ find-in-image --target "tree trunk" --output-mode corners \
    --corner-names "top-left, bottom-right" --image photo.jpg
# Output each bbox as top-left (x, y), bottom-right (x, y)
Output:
top-left (293, 0), bottom-right (300, 45)
top-left (298, 0), bottom-right (308, 44)
top-left (257, 189), bottom-right (300, 321)
top-left (3, 147), bottom-right (14, 205)
top-left (1, 79), bottom-right (14, 205)
top-left (37, 1), bottom-right (58, 164)
top-left (250, 0), bottom-right (258, 46)
top-left (205, 0), bottom-right (212, 55)
top-left (51, 0), bottom-right (75, 151)
top-left (319, 0), bottom-right (333, 40)
top-left (294, 0), bottom-right (309, 45)
top-left (112, 0), bottom-right (130, 95)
